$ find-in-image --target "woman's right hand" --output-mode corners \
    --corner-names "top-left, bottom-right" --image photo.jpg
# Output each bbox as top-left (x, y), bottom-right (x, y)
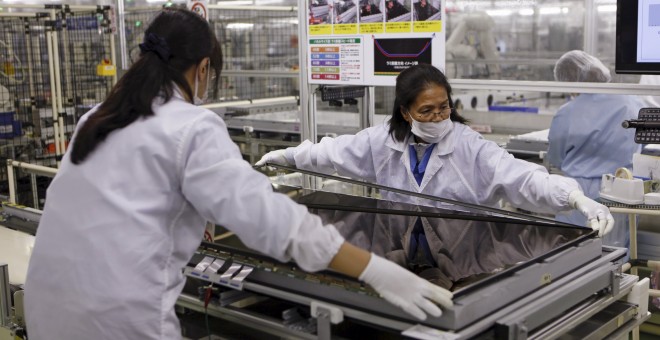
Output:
top-left (359, 253), bottom-right (453, 320)
top-left (255, 149), bottom-right (290, 167)
top-left (568, 190), bottom-right (614, 237)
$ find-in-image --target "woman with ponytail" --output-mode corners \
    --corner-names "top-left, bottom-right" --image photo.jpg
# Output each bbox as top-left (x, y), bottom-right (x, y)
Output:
top-left (24, 9), bottom-right (452, 339)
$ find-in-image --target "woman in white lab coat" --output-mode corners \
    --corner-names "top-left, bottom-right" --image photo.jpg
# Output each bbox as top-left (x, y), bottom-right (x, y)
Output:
top-left (23, 9), bottom-right (452, 340)
top-left (258, 64), bottom-right (615, 236)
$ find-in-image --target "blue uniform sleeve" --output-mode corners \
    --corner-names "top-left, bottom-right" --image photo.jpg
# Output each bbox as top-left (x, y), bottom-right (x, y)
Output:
top-left (547, 109), bottom-right (570, 169)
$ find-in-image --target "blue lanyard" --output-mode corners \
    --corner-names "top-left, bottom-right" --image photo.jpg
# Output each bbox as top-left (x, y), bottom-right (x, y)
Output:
top-left (408, 144), bottom-right (436, 186)
top-left (408, 218), bottom-right (437, 266)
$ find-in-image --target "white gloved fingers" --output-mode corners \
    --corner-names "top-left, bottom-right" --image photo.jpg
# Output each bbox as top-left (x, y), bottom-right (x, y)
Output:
top-left (383, 293), bottom-right (427, 320)
top-left (255, 157), bottom-right (267, 167)
top-left (422, 284), bottom-right (454, 309)
top-left (401, 302), bottom-right (427, 321)
top-left (254, 150), bottom-right (289, 167)
top-left (263, 165), bottom-right (277, 173)
top-left (255, 153), bottom-right (275, 167)
top-left (603, 214), bottom-right (615, 236)
top-left (359, 254), bottom-right (449, 320)
top-left (274, 151), bottom-right (290, 166)
top-left (415, 296), bottom-right (443, 318)
top-left (588, 218), bottom-right (600, 236)
top-left (573, 195), bottom-right (614, 237)
top-left (596, 210), bottom-right (607, 237)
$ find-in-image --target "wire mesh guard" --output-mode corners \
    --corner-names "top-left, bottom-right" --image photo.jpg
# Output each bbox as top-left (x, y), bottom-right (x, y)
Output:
top-left (0, 4), bottom-right (300, 208)
top-left (0, 7), bottom-right (114, 208)
top-left (212, 8), bottom-right (300, 100)
top-left (59, 9), bottom-right (115, 129)
top-left (124, 6), bottom-right (300, 102)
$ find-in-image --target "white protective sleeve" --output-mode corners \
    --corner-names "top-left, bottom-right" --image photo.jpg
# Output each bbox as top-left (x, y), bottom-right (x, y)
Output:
top-left (285, 128), bottom-right (377, 182)
top-left (180, 113), bottom-right (345, 272)
top-left (470, 131), bottom-right (580, 213)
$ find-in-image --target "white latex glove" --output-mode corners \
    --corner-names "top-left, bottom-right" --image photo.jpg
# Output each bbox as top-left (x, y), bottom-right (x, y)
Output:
top-left (358, 253), bottom-right (453, 320)
top-left (568, 190), bottom-right (614, 237)
top-left (255, 149), bottom-right (291, 167)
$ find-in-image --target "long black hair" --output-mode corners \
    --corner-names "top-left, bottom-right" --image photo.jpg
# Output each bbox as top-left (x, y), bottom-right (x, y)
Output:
top-left (388, 64), bottom-right (467, 142)
top-left (70, 8), bottom-right (223, 164)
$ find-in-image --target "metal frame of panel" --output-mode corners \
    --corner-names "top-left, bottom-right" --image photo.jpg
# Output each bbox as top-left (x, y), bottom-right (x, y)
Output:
top-left (179, 245), bottom-right (635, 339)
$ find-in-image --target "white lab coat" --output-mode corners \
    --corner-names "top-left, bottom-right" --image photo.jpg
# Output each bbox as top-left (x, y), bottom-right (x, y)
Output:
top-left (24, 91), bottom-right (344, 340)
top-left (285, 122), bottom-right (579, 214)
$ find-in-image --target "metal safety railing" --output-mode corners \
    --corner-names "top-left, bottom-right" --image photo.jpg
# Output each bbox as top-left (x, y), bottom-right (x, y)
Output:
top-left (6, 159), bottom-right (57, 209)
top-left (0, 263), bottom-right (10, 328)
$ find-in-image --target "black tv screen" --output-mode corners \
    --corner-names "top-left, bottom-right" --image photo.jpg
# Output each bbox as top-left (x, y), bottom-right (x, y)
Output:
top-left (616, 0), bottom-right (660, 74)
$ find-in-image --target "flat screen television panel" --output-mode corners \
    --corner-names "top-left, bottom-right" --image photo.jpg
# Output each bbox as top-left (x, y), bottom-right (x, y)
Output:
top-left (616, 0), bottom-right (660, 74)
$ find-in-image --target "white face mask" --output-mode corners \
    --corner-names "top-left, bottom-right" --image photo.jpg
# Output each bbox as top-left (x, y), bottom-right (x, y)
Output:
top-left (193, 62), bottom-right (211, 106)
top-left (408, 113), bottom-right (453, 144)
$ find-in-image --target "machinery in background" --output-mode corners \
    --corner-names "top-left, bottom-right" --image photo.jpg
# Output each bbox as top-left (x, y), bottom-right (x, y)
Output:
top-left (0, 204), bottom-right (38, 340)
top-left (0, 6), bottom-right (116, 210)
top-left (0, 87), bottom-right (12, 113)
top-left (0, 263), bottom-right (27, 340)
top-left (0, 85), bottom-right (19, 141)
top-left (506, 129), bottom-right (550, 158)
top-left (209, 86), bottom-right (377, 165)
top-left (445, 12), bottom-right (500, 79)
top-left (0, 41), bottom-right (23, 145)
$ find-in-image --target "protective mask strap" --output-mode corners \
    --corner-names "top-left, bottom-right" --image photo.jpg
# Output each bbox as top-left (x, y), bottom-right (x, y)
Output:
top-left (193, 61), bottom-right (209, 105)
top-left (406, 110), bottom-right (418, 123)
top-left (193, 71), bottom-right (200, 103)
top-left (202, 65), bottom-right (211, 102)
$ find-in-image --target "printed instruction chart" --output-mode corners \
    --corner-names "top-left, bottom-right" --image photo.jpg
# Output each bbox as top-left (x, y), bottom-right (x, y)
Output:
top-left (307, 0), bottom-right (445, 86)
top-left (310, 38), bottom-right (363, 82)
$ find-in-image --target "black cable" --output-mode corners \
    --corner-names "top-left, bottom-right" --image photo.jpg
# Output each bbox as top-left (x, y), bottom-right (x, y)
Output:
top-left (205, 307), bottom-right (211, 340)
top-left (203, 283), bottom-right (213, 340)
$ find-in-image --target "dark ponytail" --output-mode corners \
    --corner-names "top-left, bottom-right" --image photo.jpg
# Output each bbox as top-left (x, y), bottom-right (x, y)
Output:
top-left (70, 8), bottom-right (223, 164)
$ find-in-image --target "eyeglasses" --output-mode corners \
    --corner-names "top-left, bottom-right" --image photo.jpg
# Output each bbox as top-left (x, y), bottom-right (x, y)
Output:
top-left (409, 106), bottom-right (454, 120)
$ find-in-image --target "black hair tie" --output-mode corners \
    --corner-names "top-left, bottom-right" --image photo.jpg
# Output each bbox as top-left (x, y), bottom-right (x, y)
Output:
top-left (139, 33), bottom-right (171, 62)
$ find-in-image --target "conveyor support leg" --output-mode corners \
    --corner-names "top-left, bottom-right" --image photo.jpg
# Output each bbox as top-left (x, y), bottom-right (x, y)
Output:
top-left (311, 300), bottom-right (344, 340)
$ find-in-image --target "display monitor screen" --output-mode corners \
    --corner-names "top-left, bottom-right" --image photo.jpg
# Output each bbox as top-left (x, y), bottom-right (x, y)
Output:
top-left (296, 191), bottom-right (593, 295)
top-left (617, 0), bottom-right (660, 74)
top-left (194, 188), bottom-right (601, 330)
top-left (209, 189), bottom-right (595, 297)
